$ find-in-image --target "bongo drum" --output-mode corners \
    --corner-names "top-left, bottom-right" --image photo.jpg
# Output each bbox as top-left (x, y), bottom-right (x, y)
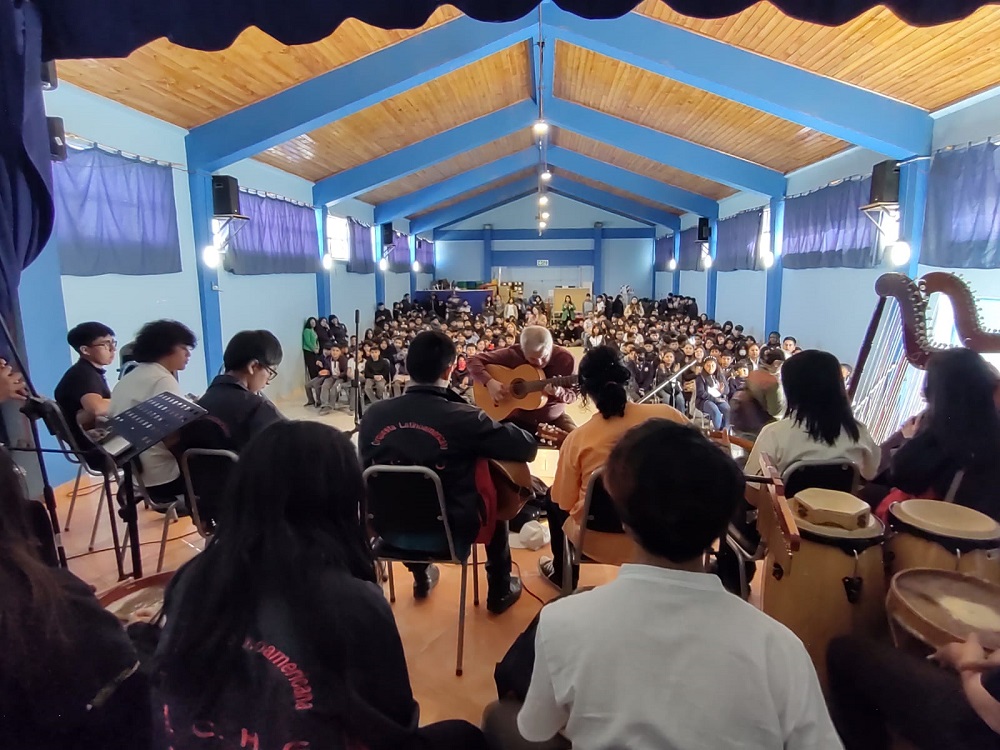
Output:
top-left (761, 488), bottom-right (886, 687)
top-left (886, 569), bottom-right (1000, 657)
top-left (887, 500), bottom-right (1000, 585)
top-left (99, 571), bottom-right (174, 626)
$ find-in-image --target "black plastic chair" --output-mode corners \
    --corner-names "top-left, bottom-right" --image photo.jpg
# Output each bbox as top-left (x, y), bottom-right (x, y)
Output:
top-left (783, 460), bottom-right (860, 499)
top-left (178, 417), bottom-right (238, 539)
top-left (362, 465), bottom-right (480, 676)
top-left (561, 468), bottom-right (629, 593)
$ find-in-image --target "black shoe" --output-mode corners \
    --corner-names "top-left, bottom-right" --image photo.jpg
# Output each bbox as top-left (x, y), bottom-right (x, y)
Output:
top-left (413, 564), bottom-right (440, 599)
top-left (487, 576), bottom-right (522, 615)
top-left (538, 555), bottom-right (578, 592)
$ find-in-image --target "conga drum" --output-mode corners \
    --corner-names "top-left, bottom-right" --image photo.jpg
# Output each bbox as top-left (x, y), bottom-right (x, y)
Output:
top-left (886, 569), bottom-right (1000, 657)
top-left (761, 488), bottom-right (886, 687)
top-left (99, 571), bottom-right (174, 625)
top-left (886, 500), bottom-right (1000, 585)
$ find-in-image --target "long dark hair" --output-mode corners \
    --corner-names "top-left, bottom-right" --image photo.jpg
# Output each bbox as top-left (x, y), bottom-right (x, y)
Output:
top-left (579, 345), bottom-right (630, 419)
top-left (923, 348), bottom-right (1000, 468)
top-left (157, 421), bottom-right (375, 708)
top-left (0, 450), bottom-right (68, 685)
top-left (782, 349), bottom-right (860, 445)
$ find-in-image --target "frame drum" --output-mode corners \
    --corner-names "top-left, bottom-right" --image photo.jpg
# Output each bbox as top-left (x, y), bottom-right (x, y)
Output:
top-left (762, 492), bottom-right (886, 688)
top-left (887, 569), bottom-right (1000, 657)
top-left (99, 571), bottom-right (174, 625)
top-left (887, 500), bottom-right (1000, 585)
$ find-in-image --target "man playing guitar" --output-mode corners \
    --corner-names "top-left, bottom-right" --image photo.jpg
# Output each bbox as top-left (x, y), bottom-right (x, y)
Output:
top-left (469, 326), bottom-right (578, 434)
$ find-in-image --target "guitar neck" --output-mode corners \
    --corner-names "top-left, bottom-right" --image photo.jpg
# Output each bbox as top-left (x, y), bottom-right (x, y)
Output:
top-left (520, 375), bottom-right (578, 394)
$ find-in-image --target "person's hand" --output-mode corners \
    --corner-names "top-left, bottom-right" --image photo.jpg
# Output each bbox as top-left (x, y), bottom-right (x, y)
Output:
top-left (487, 379), bottom-right (509, 405)
top-left (0, 359), bottom-right (27, 402)
top-left (901, 414), bottom-right (922, 439)
top-left (544, 384), bottom-right (568, 401)
top-left (374, 375), bottom-right (384, 382)
top-left (931, 634), bottom-right (986, 671)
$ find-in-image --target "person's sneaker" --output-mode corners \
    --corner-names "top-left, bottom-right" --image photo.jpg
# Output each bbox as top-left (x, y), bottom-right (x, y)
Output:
top-left (318, 405), bottom-right (333, 415)
top-left (303, 401), bottom-right (316, 408)
top-left (487, 576), bottom-right (522, 615)
top-left (538, 555), bottom-right (579, 592)
top-left (413, 564), bottom-right (440, 599)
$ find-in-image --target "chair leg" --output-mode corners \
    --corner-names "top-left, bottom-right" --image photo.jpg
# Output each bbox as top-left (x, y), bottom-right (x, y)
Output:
top-left (457, 560), bottom-right (469, 677)
top-left (472, 544), bottom-right (480, 607)
top-left (157, 505), bottom-right (176, 573)
top-left (387, 561), bottom-right (396, 604)
top-left (88, 482), bottom-right (107, 552)
top-left (562, 535), bottom-right (573, 595)
top-left (64, 466), bottom-right (84, 531)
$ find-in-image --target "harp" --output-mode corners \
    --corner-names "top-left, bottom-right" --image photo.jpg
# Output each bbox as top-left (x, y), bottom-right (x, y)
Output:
top-left (850, 272), bottom-right (1000, 444)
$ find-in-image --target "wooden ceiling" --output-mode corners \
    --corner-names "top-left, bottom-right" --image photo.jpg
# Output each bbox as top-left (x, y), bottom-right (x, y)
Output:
top-left (554, 41), bottom-right (848, 174)
top-left (56, 7), bottom-right (461, 129)
top-left (555, 170), bottom-right (684, 216)
top-left (255, 44), bottom-right (531, 182)
top-left (635, 1), bottom-right (1000, 111)
top-left (410, 167), bottom-right (537, 218)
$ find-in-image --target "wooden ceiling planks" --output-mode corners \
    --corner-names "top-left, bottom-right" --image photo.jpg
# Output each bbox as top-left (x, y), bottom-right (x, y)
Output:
top-left (553, 130), bottom-right (736, 200)
top-left (554, 41), bottom-right (847, 173)
top-left (410, 167), bottom-right (537, 218)
top-left (556, 170), bottom-right (684, 215)
top-left (359, 131), bottom-right (536, 205)
top-left (56, 7), bottom-right (462, 128)
top-left (255, 43), bottom-right (532, 182)
top-left (634, 0), bottom-right (1000, 111)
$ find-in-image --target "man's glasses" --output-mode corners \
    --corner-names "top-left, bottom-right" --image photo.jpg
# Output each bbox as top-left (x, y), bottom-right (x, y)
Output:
top-left (89, 339), bottom-right (118, 351)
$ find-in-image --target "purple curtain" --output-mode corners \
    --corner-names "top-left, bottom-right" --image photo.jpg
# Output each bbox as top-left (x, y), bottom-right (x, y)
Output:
top-left (715, 208), bottom-right (762, 272)
top-left (226, 191), bottom-right (317, 275)
top-left (415, 238), bottom-right (434, 274)
top-left (52, 147), bottom-right (181, 276)
top-left (389, 231), bottom-right (410, 273)
top-left (678, 227), bottom-right (702, 271)
top-left (782, 177), bottom-right (879, 269)
top-left (347, 218), bottom-right (374, 274)
top-left (654, 234), bottom-right (674, 271)
top-left (923, 141), bottom-right (1000, 269)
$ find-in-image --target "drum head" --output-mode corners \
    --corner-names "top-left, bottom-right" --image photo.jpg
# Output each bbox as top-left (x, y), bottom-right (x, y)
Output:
top-left (99, 571), bottom-right (174, 626)
top-left (891, 500), bottom-right (1000, 542)
top-left (891, 569), bottom-right (1000, 650)
top-left (793, 488), bottom-right (870, 531)
top-left (796, 509), bottom-right (884, 541)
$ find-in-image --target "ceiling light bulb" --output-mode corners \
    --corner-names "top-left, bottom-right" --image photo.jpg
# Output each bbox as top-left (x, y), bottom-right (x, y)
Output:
top-left (702, 255), bottom-right (713, 269)
top-left (538, 195), bottom-right (549, 206)
top-left (889, 240), bottom-right (911, 267)
top-left (760, 250), bottom-right (774, 269)
top-left (541, 211), bottom-right (550, 220)
top-left (321, 253), bottom-right (334, 270)
top-left (378, 257), bottom-right (389, 272)
top-left (668, 258), bottom-right (677, 271)
top-left (412, 260), bottom-right (421, 273)
top-left (538, 220), bottom-right (547, 229)
top-left (202, 245), bottom-right (221, 269)
top-left (540, 169), bottom-right (552, 182)
top-left (533, 120), bottom-right (549, 136)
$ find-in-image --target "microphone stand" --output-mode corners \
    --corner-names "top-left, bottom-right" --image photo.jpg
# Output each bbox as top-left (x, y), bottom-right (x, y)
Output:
top-left (344, 308), bottom-right (364, 437)
top-left (636, 359), bottom-right (698, 404)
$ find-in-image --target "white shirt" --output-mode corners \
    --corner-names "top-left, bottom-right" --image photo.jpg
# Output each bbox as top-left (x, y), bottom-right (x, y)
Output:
top-left (109, 362), bottom-right (184, 487)
top-left (746, 417), bottom-right (880, 480)
top-left (518, 565), bottom-right (842, 750)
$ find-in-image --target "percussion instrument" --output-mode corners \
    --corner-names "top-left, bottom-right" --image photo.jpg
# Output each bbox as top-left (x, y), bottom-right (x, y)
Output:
top-left (759, 483), bottom-right (886, 688)
top-left (887, 569), bottom-right (1000, 657)
top-left (886, 499), bottom-right (1000, 585)
top-left (99, 571), bottom-right (174, 625)
top-left (472, 364), bottom-right (578, 422)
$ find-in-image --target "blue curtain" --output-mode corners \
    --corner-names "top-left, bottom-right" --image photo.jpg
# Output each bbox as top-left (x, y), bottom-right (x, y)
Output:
top-left (52, 148), bottom-right (181, 276)
top-left (226, 191), bottom-right (318, 275)
top-left (923, 141), bottom-right (1000, 269)
top-left (389, 232), bottom-right (410, 273)
top-left (782, 177), bottom-right (879, 269)
top-left (416, 238), bottom-right (434, 274)
top-left (347, 218), bottom-right (374, 274)
top-left (654, 234), bottom-right (674, 272)
top-left (678, 227), bottom-right (702, 271)
top-left (715, 209), bottom-right (762, 272)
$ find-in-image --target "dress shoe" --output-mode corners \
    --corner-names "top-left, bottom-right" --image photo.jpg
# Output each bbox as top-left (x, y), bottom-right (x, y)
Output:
top-left (413, 564), bottom-right (440, 599)
top-left (487, 576), bottom-right (522, 615)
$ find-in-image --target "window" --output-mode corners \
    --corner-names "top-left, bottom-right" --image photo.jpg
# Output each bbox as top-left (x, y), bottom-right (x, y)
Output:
top-left (931, 294), bottom-right (1000, 371)
top-left (760, 205), bottom-right (771, 252)
top-left (326, 214), bottom-right (351, 261)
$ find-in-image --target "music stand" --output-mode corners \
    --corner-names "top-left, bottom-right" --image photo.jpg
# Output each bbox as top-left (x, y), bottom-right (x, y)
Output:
top-left (97, 392), bottom-right (206, 579)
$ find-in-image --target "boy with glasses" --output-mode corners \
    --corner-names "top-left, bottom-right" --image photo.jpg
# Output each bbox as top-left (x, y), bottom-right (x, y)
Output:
top-left (55, 322), bottom-right (117, 464)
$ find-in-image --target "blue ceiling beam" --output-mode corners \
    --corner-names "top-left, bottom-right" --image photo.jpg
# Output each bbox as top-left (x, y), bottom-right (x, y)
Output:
top-left (544, 9), bottom-right (932, 159)
top-left (313, 101), bottom-right (536, 206)
top-left (547, 98), bottom-right (786, 197)
top-left (410, 176), bottom-right (538, 235)
top-left (548, 175), bottom-right (680, 231)
top-left (373, 149), bottom-right (537, 224)
top-left (547, 146), bottom-right (718, 218)
top-left (187, 15), bottom-right (535, 172)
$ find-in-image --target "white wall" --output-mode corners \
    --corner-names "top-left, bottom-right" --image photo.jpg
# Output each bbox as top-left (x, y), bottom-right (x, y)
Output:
top-left (679, 271), bottom-right (708, 307)
top-left (495, 266), bottom-right (594, 295)
top-left (716, 270), bottom-right (766, 338)
top-left (603, 238), bottom-right (654, 299)
top-left (329, 262), bottom-right (377, 332)
top-left (654, 271), bottom-right (675, 296)
top-left (436, 240), bottom-right (484, 282)
top-left (385, 272), bottom-right (411, 307)
top-left (449, 192), bottom-right (647, 231)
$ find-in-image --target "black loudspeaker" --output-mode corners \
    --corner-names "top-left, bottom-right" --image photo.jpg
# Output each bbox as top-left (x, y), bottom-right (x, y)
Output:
top-left (697, 217), bottom-right (711, 242)
top-left (47, 117), bottom-right (67, 162)
top-left (212, 175), bottom-right (241, 217)
top-left (870, 160), bottom-right (900, 204)
top-left (41, 60), bottom-right (58, 91)
top-left (380, 222), bottom-right (394, 249)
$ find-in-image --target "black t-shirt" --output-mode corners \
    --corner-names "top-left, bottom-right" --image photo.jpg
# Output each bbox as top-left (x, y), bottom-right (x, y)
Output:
top-left (54, 358), bottom-right (110, 450)
top-left (197, 375), bottom-right (284, 453)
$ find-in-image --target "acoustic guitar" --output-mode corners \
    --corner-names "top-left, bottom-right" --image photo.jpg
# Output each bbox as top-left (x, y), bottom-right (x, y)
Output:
top-left (489, 460), bottom-right (535, 522)
top-left (472, 364), bottom-right (579, 422)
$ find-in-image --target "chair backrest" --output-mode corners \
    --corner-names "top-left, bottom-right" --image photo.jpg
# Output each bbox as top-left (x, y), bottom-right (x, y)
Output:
top-left (582, 469), bottom-right (624, 534)
top-left (36, 397), bottom-right (115, 475)
top-left (782, 460), bottom-right (860, 499)
top-left (362, 465), bottom-right (456, 560)
top-left (177, 417), bottom-right (238, 535)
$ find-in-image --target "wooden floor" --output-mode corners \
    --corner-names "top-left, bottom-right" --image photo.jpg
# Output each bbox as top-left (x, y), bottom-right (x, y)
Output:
top-left (61, 393), bottom-right (621, 726)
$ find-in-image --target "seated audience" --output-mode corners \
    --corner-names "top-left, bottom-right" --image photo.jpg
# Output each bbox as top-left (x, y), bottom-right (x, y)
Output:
top-left (154, 421), bottom-right (486, 750)
top-left (783, 336), bottom-right (798, 356)
top-left (695, 356), bottom-right (730, 429)
top-left (0, 449), bottom-right (151, 750)
top-left (541, 345), bottom-right (687, 588)
top-left (486, 420), bottom-right (838, 749)
top-left (363, 347), bottom-right (392, 405)
top-left (110, 320), bottom-right (197, 503)
top-left (360, 331), bottom-right (537, 614)
top-left (197, 329), bottom-right (284, 452)
top-left (54, 321), bottom-right (117, 459)
top-left (318, 343), bottom-right (351, 414)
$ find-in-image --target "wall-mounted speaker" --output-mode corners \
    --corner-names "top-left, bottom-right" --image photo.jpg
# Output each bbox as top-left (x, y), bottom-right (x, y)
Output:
top-left (870, 160), bottom-right (900, 205)
top-left (212, 175), bottom-right (241, 217)
top-left (47, 117), bottom-right (67, 162)
top-left (380, 222), bottom-right (394, 249)
top-left (697, 217), bottom-right (711, 242)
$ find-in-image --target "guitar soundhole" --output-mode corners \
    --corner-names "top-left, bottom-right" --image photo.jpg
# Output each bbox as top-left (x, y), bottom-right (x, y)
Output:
top-left (510, 379), bottom-right (526, 398)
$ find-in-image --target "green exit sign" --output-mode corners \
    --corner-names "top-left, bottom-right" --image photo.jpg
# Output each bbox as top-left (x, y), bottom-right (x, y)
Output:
top-left (537, 259), bottom-right (549, 267)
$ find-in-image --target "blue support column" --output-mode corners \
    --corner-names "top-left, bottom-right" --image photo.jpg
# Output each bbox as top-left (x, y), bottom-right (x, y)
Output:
top-left (765, 197), bottom-right (786, 335)
top-left (593, 223), bottom-right (604, 295)
top-left (899, 158), bottom-right (930, 278)
top-left (409, 235), bottom-right (417, 296)
top-left (483, 225), bottom-right (493, 282)
top-left (374, 226), bottom-right (386, 306)
top-left (650, 237), bottom-right (657, 300)
top-left (671, 232), bottom-right (681, 295)
top-left (315, 208), bottom-right (332, 319)
top-left (190, 172), bottom-right (225, 381)
top-left (706, 219), bottom-right (719, 319)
